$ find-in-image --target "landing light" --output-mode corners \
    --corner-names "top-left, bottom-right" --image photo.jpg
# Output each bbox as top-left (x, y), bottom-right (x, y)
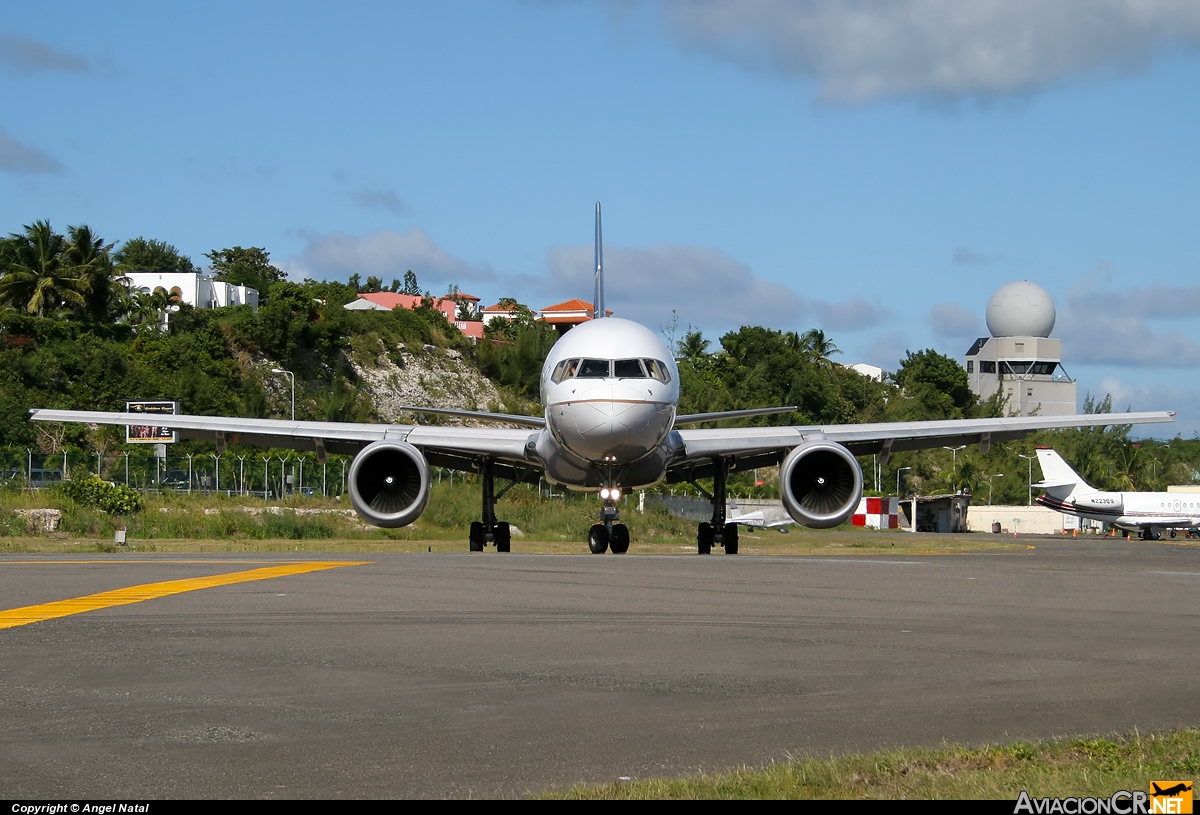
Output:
top-left (600, 487), bottom-right (621, 501)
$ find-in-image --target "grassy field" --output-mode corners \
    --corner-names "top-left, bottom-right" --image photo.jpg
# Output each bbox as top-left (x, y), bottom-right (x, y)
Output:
top-left (543, 729), bottom-right (1200, 799)
top-left (0, 481), bottom-right (1052, 555)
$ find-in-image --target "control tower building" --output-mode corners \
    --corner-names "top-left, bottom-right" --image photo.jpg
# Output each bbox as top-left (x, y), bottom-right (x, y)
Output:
top-left (964, 281), bottom-right (1076, 416)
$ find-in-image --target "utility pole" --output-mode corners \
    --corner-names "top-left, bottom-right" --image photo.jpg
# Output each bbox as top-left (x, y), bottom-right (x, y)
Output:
top-left (1017, 453), bottom-right (1035, 506)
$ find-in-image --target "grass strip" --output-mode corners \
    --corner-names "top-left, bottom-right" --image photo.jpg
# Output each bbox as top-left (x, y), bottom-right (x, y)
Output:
top-left (542, 729), bottom-right (1200, 799)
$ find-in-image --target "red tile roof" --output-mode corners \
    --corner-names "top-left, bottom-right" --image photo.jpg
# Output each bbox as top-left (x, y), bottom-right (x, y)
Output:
top-left (540, 298), bottom-right (595, 313)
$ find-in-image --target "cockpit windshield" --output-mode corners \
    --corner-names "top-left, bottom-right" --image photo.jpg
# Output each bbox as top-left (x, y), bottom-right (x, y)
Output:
top-left (613, 358), bottom-right (647, 378)
top-left (550, 357), bottom-right (672, 383)
top-left (577, 359), bottom-right (611, 378)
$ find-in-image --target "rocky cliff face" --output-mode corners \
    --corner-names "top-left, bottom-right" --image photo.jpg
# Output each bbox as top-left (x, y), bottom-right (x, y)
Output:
top-left (348, 344), bottom-right (507, 423)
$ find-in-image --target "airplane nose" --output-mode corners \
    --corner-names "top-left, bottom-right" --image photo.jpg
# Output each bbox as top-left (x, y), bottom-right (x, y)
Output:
top-left (553, 399), bottom-right (672, 462)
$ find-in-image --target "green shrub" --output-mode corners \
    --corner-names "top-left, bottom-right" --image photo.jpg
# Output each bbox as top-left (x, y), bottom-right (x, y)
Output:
top-left (58, 476), bottom-right (143, 515)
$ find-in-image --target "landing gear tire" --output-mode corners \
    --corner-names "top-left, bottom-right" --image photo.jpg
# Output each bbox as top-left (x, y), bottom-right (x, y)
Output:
top-left (697, 522), bottom-right (713, 555)
top-left (469, 521), bottom-right (485, 552)
top-left (609, 523), bottom-right (630, 554)
top-left (588, 523), bottom-right (610, 554)
top-left (723, 523), bottom-right (739, 554)
top-left (1170, 529), bottom-right (1177, 539)
top-left (495, 521), bottom-right (511, 553)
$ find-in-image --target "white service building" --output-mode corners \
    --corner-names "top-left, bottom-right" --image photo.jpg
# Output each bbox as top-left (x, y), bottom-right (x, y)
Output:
top-left (125, 272), bottom-right (259, 311)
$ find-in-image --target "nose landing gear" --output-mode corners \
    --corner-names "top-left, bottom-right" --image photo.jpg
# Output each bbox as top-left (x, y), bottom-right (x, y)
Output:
top-left (590, 489), bottom-right (630, 554)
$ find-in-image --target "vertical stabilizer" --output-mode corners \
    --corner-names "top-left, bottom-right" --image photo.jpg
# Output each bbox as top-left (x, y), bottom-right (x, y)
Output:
top-left (1034, 447), bottom-right (1093, 497)
top-left (593, 202), bottom-right (605, 319)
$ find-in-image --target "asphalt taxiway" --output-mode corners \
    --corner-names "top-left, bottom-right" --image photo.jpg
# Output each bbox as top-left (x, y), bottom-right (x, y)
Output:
top-left (1, 540), bottom-right (1197, 798)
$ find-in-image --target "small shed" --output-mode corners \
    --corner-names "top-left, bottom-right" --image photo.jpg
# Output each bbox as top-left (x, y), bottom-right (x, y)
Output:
top-left (899, 494), bottom-right (971, 533)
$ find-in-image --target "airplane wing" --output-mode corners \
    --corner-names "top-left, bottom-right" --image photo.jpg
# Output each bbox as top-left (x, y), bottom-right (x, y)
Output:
top-left (668, 411), bottom-right (1175, 479)
top-left (28, 409), bottom-right (539, 480)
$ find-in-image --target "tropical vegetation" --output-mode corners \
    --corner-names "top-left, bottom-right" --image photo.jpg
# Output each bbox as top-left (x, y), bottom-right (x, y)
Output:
top-left (2, 218), bottom-right (1197, 508)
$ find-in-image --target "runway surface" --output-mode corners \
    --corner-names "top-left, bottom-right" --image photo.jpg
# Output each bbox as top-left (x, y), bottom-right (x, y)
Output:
top-left (1, 540), bottom-right (1198, 798)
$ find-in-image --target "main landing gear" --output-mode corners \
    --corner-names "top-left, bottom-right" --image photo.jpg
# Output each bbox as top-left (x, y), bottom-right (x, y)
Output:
top-left (469, 459), bottom-right (515, 553)
top-left (588, 487), bottom-right (630, 554)
top-left (692, 457), bottom-right (738, 555)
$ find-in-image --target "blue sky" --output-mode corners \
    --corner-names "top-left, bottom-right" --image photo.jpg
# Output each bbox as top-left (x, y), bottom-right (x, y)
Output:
top-left (3, 1), bottom-right (1200, 436)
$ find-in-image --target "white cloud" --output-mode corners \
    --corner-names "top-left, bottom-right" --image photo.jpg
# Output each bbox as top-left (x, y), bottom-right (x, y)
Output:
top-left (1085, 377), bottom-right (1199, 438)
top-left (283, 228), bottom-right (494, 289)
top-left (541, 243), bottom-right (807, 331)
top-left (1067, 282), bottom-right (1200, 320)
top-left (954, 248), bottom-right (992, 265)
top-left (0, 126), bottom-right (61, 174)
top-left (1056, 273), bottom-right (1200, 367)
top-left (926, 301), bottom-right (984, 340)
top-left (856, 330), bottom-right (910, 373)
top-left (659, 0), bottom-right (1200, 102)
top-left (348, 187), bottom-right (408, 215)
top-left (809, 295), bottom-right (891, 332)
top-left (0, 35), bottom-right (93, 76)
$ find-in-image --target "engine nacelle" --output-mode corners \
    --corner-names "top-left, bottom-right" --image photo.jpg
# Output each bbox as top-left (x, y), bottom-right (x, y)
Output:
top-left (348, 440), bottom-right (431, 528)
top-left (780, 440), bottom-right (864, 529)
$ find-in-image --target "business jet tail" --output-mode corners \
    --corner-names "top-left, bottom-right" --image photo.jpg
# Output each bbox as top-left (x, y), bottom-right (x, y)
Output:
top-left (1034, 447), bottom-right (1093, 498)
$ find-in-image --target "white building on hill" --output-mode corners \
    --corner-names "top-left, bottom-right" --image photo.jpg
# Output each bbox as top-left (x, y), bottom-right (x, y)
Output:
top-left (125, 272), bottom-right (259, 311)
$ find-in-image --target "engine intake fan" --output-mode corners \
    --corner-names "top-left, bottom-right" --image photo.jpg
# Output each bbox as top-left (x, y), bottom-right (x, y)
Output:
top-left (780, 440), bottom-right (863, 529)
top-left (348, 440), bottom-right (431, 528)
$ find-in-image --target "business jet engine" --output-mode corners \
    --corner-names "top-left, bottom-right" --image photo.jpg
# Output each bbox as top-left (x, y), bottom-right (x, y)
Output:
top-left (779, 440), bottom-right (864, 529)
top-left (348, 440), bottom-right (431, 528)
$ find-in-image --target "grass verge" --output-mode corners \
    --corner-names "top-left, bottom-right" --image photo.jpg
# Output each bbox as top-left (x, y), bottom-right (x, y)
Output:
top-left (542, 729), bottom-right (1200, 799)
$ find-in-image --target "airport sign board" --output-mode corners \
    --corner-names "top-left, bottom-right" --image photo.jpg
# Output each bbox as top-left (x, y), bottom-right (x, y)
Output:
top-left (125, 400), bottom-right (177, 444)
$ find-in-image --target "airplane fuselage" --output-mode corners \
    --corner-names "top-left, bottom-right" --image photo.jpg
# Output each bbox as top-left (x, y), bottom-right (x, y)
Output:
top-left (1038, 490), bottom-right (1200, 533)
top-left (535, 317), bottom-right (681, 491)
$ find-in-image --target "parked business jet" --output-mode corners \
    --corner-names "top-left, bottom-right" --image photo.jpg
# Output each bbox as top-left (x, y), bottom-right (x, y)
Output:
top-left (1035, 447), bottom-right (1199, 540)
top-left (728, 497), bottom-right (795, 532)
top-left (31, 205), bottom-right (1176, 554)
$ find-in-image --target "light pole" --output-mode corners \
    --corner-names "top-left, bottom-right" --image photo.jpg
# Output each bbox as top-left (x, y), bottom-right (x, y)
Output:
top-left (271, 367), bottom-right (295, 420)
top-left (1017, 453), bottom-right (1035, 505)
top-left (897, 466), bottom-right (911, 497)
top-left (986, 473), bottom-right (1005, 505)
top-left (943, 445), bottom-right (966, 492)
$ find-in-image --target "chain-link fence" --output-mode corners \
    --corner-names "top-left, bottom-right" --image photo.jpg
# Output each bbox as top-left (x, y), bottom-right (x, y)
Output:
top-left (1, 450), bottom-right (354, 499)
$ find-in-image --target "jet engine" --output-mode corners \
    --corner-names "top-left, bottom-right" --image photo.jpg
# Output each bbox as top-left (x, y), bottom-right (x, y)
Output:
top-left (348, 440), bottom-right (431, 528)
top-left (779, 440), bottom-right (864, 529)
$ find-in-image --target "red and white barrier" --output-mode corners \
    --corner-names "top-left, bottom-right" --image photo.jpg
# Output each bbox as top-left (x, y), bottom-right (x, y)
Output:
top-left (852, 497), bottom-right (900, 529)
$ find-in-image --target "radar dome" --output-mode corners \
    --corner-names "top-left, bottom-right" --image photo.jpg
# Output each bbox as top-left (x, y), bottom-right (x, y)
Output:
top-left (986, 281), bottom-right (1055, 338)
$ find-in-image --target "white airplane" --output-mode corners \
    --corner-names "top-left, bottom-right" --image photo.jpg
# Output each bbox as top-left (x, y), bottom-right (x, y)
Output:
top-left (728, 497), bottom-right (795, 532)
top-left (1034, 447), bottom-right (1200, 540)
top-left (31, 205), bottom-right (1176, 555)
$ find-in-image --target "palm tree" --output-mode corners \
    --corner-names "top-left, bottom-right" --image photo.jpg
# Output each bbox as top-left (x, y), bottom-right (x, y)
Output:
top-left (800, 328), bottom-right (842, 371)
top-left (0, 221), bottom-right (89, 317)
top-left (677, 329), bottom-right (710, 361)
top-left (65, 224), bottom-right (119, 322)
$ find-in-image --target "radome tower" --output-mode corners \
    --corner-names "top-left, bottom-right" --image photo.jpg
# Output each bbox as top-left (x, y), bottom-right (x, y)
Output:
top-left (964, 281), bottom-right (1076, 416)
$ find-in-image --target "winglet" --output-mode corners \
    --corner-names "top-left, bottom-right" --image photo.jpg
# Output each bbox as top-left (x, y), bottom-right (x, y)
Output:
top-left (593, 201), bottom-right (605, 319)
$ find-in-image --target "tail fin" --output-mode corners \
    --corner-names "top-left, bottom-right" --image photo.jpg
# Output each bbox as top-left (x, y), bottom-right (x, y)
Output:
top-left (593, 201), bottom-right (605, 319)
top-left (1035, 448), bottom-right (1093, 497)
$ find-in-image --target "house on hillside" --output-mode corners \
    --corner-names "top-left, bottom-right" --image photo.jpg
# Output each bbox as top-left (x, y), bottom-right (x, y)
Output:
top-left (125, 272), bottom-right (259, 311)
top-left (538, 298), bottom-right (612, 336)
top-left (344, 291), bottom-right (485, 342)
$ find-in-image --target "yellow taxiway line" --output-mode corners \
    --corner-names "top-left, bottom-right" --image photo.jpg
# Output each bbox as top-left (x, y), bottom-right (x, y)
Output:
top-left (0, 561), bottom-right (370, 630)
